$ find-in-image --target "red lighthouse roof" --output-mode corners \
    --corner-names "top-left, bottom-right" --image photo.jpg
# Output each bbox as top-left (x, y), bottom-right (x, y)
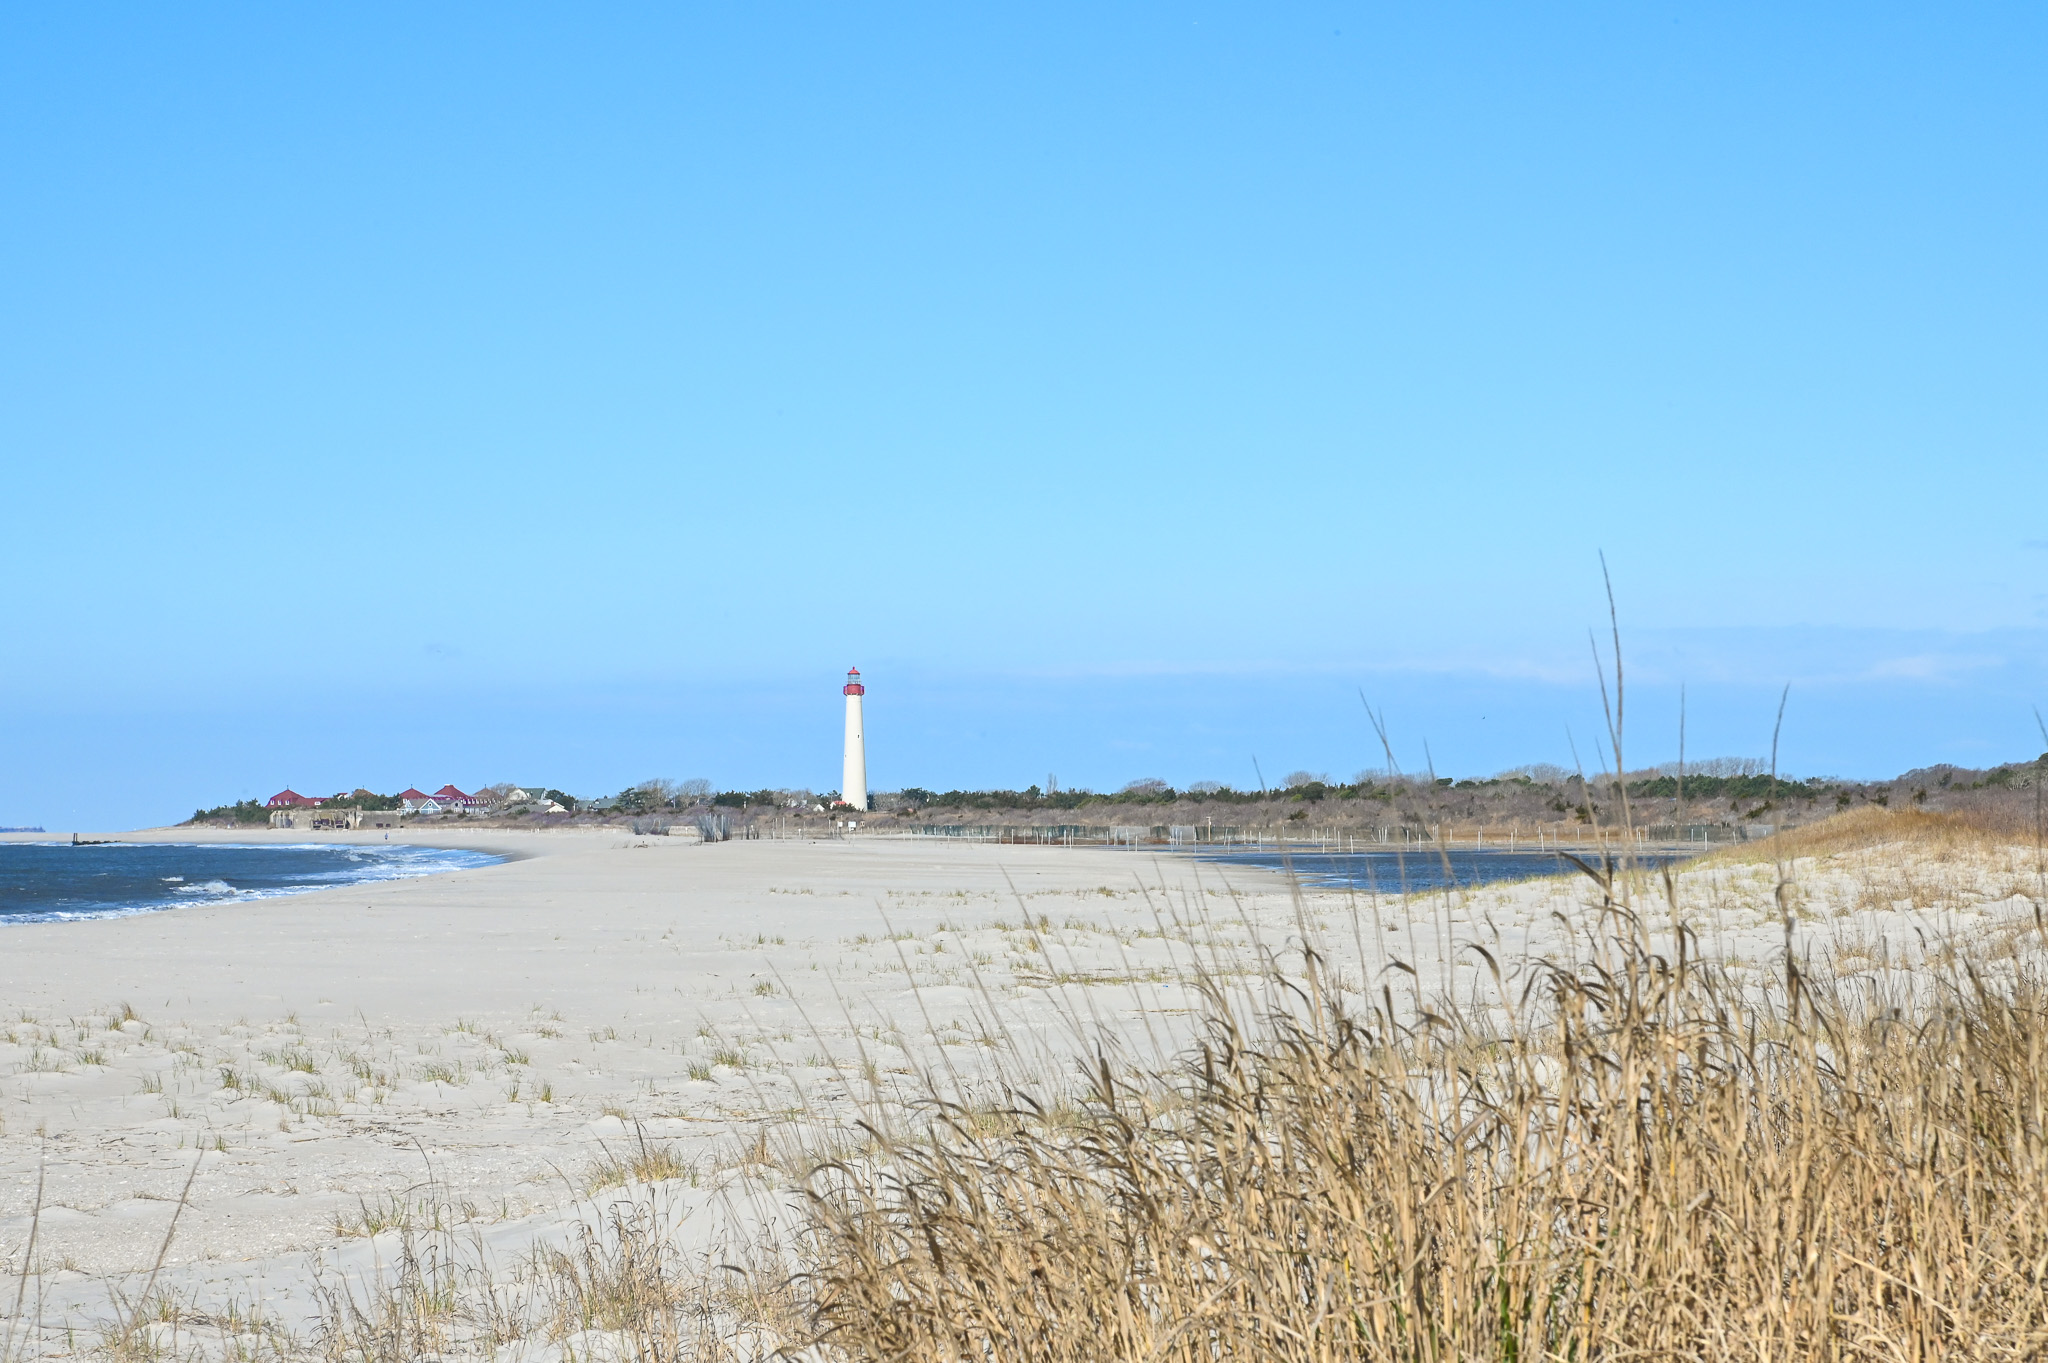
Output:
top-left (843, 666), bottom-right (864, 697)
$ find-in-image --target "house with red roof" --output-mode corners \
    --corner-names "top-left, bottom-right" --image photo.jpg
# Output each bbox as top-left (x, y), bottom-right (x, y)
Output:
top-left (266, 789), bottom-right (323, 809)
top-left (393, 784), bottom-right (488, 815)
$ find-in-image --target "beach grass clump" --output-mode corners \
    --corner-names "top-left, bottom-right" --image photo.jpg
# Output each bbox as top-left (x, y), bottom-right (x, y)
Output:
top-left (586, 1127), bottom-right (697, 1194)
top-left (332, 1192), bottom-right (464, 1240)
top-left (523, 1201), bottom-right (794, 1361)
top-left (312, 1221), bottom-right (474, 1360)
top-left (258, 1046), bottom-right (319, 1074)
top-left (344, 1051), bottom-right (394, 1089)
top-left (790, 909), bottom-right (2048, 1361)
top-left (415, 1059), bottom-right (464, 1086)
top-left (21, 1046), bottom-right (67, 1074)
top-left (310, 1198), bottom-right (788, 1361)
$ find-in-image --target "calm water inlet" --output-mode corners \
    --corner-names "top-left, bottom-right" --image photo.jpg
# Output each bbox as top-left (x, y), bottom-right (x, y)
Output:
top-left (1195, 847), bottom-right (1690, 894)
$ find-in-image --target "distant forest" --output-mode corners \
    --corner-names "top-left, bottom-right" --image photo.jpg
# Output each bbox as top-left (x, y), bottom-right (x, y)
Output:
top-left (864, 757), bottom-right (2046, 831)
top-left (185, 756), bottom-right (2045, 831)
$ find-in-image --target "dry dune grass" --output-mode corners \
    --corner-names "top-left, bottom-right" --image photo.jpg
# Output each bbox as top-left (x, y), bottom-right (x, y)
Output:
top-left (793, 905), bottom-right (2048, 1362)
top-left (1705, 806), bottom-right (2048, 930)
top-left (1719, 804), bottom-right (2037, 865)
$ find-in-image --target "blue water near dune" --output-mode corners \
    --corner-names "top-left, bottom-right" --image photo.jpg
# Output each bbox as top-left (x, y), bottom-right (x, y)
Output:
top-left (0, 842), bottom-right (503, 922)
top-left (1194, 847), bottom-right (1690, 894)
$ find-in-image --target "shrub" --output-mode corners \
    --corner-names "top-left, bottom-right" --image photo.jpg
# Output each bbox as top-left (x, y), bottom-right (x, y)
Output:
top-left (185, 799), bottom-right (268, 825)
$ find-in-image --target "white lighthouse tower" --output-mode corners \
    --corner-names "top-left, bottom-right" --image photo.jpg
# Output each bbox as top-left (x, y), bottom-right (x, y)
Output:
top-left (841, 667), bottom-right (868, 811)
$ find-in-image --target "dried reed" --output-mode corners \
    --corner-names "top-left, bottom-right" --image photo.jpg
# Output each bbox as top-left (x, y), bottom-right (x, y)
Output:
top-left (791, 893), bottom-right (2048, 1360)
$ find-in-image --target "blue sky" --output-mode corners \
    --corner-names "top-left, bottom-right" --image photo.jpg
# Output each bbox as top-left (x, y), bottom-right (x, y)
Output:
top-left (3, 4), bottom-right (2045, 828)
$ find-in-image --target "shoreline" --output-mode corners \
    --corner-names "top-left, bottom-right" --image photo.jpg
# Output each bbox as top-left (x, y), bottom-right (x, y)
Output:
top-left (0, 827), bottom-right (1705, 931)
top-left (0, 839), bottom-right (513, 926)
top-left (0, 825), bottom-right (543, 858)
top-left (2, 822), bottom-right (2033, 1354)
top-left (0, 833), bottom-right (1267, 1346)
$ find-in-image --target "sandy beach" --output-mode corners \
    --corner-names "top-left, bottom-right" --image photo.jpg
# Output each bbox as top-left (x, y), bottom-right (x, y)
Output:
top-left (2, 824), bottom-right (2041, 1356)
top-left (0, 828), bottom-right (1318, 1352)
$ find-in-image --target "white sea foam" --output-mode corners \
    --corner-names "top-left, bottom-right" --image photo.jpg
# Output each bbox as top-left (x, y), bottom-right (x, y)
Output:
top-left (172, 880), bottom-right (245, 897)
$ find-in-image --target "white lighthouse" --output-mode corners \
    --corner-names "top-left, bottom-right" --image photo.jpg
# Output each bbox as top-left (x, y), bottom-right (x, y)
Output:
top-left (841, 667), bottom-right (868, 811)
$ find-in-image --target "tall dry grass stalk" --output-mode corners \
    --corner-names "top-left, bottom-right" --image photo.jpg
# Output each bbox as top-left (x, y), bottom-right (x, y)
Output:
top-left (792, 897), bottom-right (2048, 1361)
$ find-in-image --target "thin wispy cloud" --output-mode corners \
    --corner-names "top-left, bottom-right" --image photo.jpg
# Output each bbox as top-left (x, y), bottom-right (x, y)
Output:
top-left (1864, 654), bottom-right (2005, 683)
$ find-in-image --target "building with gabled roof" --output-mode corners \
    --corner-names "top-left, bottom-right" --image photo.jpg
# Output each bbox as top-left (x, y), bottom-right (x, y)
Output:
top-left (411, 784), bottom-right (486, 814)
top-left (266, 789), bottom-right (322, 809)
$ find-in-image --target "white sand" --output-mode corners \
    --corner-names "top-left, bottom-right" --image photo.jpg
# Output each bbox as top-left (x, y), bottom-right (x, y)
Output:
top-left (0, 826), bottom-right (2038, 1356)
top-left (0, 829), bottom-right (1307, 1353)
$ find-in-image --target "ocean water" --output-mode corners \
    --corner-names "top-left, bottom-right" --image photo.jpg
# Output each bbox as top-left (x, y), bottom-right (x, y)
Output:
top-left (0, 842), bottom-right (503, 922)
top-left (1194, 847), bottom-right (1690, 894)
